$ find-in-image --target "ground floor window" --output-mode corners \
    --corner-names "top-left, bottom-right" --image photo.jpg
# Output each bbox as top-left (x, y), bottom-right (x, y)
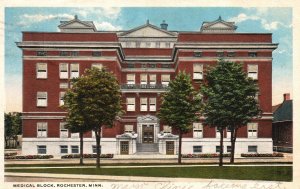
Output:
top-left (37, 145), bottom-right (46, 154)
top-left (216, 146), bottom-right (223, 153)
top-left (60, 145), bottom-right (68, 154)
top-left (92, 145), bottom-right (101, 154)
top-left (71, 145), bottom-right (79, 154)
top-left (227, 146), bottom-right (232, 153)
top-left (193, 146), bottom-right (202, 153)
top-left (248, 145), bottom-right (257, 153)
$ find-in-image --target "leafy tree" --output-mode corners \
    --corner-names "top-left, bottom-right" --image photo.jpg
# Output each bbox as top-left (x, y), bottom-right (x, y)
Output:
top-left (63, 89), bottom-right (92, 165)
top-left (4, 112), bottom-right (22, 149)
top-left (63, 68), bottom-right (122, 168)
top-left (201, 60), bottom-right (261, 165)
top-left (158, 71), bottom-right (202, 164)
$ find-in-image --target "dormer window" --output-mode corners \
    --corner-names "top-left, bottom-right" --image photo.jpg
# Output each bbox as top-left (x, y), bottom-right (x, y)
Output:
top-left (194, 51), bottom-right (202, 57)
top-left (71, 51), bottom-right (79, 56)
top-left (227, 51), bottom-right (236, 57)
top-left (92, 51), bottom-right (101, 57)
top-left (248, 52), bottom-right (257, 57)
top-left (60, 51), bottom-right (69, 56)
top-left (37, 51), bottom-right (47, 56)
top-left (216, 51), bottom-right (224, 57)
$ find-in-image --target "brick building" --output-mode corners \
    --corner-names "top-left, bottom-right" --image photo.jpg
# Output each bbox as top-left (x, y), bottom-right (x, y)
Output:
top-left (17, 16), bottom-right (278, 156)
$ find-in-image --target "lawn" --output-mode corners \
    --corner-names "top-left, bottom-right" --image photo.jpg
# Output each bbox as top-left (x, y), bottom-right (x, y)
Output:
top-left (5, 166), bottom-right (292, 181)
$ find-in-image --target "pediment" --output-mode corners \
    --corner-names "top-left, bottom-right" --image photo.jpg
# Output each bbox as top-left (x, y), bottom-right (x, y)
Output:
top-left (120, 24), bottom-right (176, 37)
top-left (209, 22), bottom-right (234, 29)
top-left (137, 114), bottom-right (159, 123)
top-left (59, 20), bottom-right (94, 29)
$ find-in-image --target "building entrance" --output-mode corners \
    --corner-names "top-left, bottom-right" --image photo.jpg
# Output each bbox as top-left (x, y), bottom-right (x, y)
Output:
top-left (142, 124), bottom-right (154, 143)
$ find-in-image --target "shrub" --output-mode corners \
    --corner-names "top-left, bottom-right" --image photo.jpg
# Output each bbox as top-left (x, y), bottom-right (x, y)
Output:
top-left (5, 155), bottom-right (53, 160)
top-left (61, 154), bottom-right (114, 159)
top-left (181, 153), bottom-right (231, 158)
top-left (4, 152), bottom-right (17, 157)
top-left (241, 153), bottom-right (284, 157)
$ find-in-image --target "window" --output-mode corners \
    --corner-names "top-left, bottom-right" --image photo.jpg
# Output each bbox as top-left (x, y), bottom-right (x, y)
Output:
top-left (60, 145), bottom-right (68, 154)
top-left (71, 51), bottom-right (79, 56)
top-left (194, 51), bottom-right (202, 57)
top-left (193, 123), bottom-right (203, 138)
top-left (59, 63), bottom-right (68, 79)
top-left (71, 132), bottom-right (79, 138)
top-left (227, 146), bottom-right (232, 153)
top-left (141, 64), bottom-right (147, 68)
top-left (124, 125), bottom-right (134, 133)
top-left (140, 98), bottom-right (147, 111)
top-left (163, 125), bottom-right (172, 133)
top-left (149, 98), bottom-right (156, 111)
top-left (92, 51), bottom-right (101, 57)
top-left (161, 64), bottom-right (171, 68)
top-left (216, 51), bottom-right (224, 57)
top-left (36, 63), bottom-right (47, 79)
top-left (165, 42), bottom-right (170, 48)
top-left (59, 92), bottom-right (65, 106)
top-left (248, 64), bottom-right (258, 80)
top-left (37, 145), bottom-right (47, 154)
top-left (155, 42), bottom-right (160, 48)
top-left (193, 64), bottom-right (203, 80)
top-left (248, 145), bottom-right (257, 153)
top-left (227, 51), bottom-right (236, 57)
top-left (70, 64), bottom-right (79, 78)
top-left (92, 130), bottom-right (102, 138)
top-left (60, 122), bottom-right (68, 138)
top-left (161, 74), bottom-right (170, 86)
top-left (149, 64), bottom-right (156, 68)
top-left (37, 51), bottom-right (47, 56)
top-left (127, 64), bottom-right (135, 68)
top-left (71, 145), bottom-right (79, 154)
top-left (126, 74), bottom-right (135, 85)
top-left (37, 122), bottom-right (47, 137)
top-left (149, 74), bottom-right (156, 85)
top-left (92, 145), bottom-right (101, 154)
top-left (135, 41), bottom-right (141, 48)
top-left (226, 128), bottom-right (231, 138)
top-left (126, 97), bottom-right (135, 111)
top-left (60, 83), bottom-right (68, 89)
top-left (216, 146), bottom-right (222, 153)
top-left (60, 51), bottom-right (69, 56)
top-left (248, 123), bottom-right (258, 138)
top-left (216, 128), bottom-right (221, 138)
top-left (140, 74), bottom-right (147, 85)
top-left (193, 146), bottom-right (202, 153)
top-left (248, 52), bottom-right (257, 57)
top-left (37, 92), bottom-right (47, 107)
top-left (91, 63), bottom-right (103, 70)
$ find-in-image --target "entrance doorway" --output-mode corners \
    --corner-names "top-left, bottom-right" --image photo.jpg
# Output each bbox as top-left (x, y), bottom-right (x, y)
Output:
top-left (166, 141), bottom-right (175, 155)
top-left (120, 141), bottom-right (129, 155)
top-left (142, 124), bottom-right (154, 143)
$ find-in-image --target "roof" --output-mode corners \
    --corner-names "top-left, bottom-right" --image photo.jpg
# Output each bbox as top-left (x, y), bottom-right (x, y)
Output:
top-left (272, 104), bottom-right (281, 113)
top-left (273, 100), bottom-right (293, 122)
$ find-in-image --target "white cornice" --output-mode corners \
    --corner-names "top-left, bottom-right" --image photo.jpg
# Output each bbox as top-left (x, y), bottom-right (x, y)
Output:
top-left (175, 43), bottom-right (278, 50)
top-left (178, 57), bottom-right (273, 61)
top-left (21, 116), bottom-right (65, 119)
top-left (121, 69), bottom-right (175, 72)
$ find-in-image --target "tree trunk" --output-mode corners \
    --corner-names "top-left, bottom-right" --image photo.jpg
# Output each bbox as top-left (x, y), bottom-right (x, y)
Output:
top-left (219, 127), bottom-right (224, 166)
top-left (79, 132), bottom-right (84, 165)
top-left (230, 128), bottom-right (238, 164)
top-left (178, 131), bottom-right (182, 164)
top-left (95, 128), bottom-right (101, 168)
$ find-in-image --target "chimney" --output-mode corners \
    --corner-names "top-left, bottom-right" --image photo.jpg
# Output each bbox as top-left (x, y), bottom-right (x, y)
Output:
top-left (160, 20), bottom-right (168, 30)
top-left (283, 93), bottom-right (290, 101)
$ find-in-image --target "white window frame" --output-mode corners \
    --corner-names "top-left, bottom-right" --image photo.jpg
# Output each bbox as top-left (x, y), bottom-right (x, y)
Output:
top-left (193, 64), bottom-right (203, 80)
top-left (127, 74), bottom-right (135, 85)
top-left (248, 145), bottom-right (258, 153)
top-left (70, 63), bottom-right (79, 79)
top-left (92, 145), bottom-right (101, 154)
top-left (37, 122), bottom-right (47, 138)
top-left (91, 63), bottom-right (103, 70)
top-left (126, 97), bottom-right (135, 111)
top-left (124, 125), bottom-right (134, 133)
top-left (193, 146), bottom-right (203, 153)
top-left (36, 63), bottom-right (47, 79)
top-left (59, 63), bottom-right (69, 79)
top-left (161, 74), bottom-right (170, 86)
top-left (149, 98), bottom-right (156, 111)
top-left (140, 74), bottom-right (148, 85)
top-left (37, 145), bottom-right (47, 154)
top-left (60, 122), bottom-right (68, 138)
top-left (71, 132), bottom-right (79, 138)
top-left (71, 145), bottom-right (79, 154)
top-left (227, 146), bottom-right (232, 153)
top-left (59, 82), bottom-right (68, 89)
top-left (149, 74), bottom-right (156, 85)
top-left (140, 98), bottom-right (148, 112)
top-left (163, 125), bottom-right (172, 133)
top-left (193, 123), bottom-right (203, 138)
top-left (247, 64), bottom-right (258, 80)
top-left (247, 122), bottom-right (258, 138)
top-left (59, 92), bottom-right (65, 106)
top-left (37, 92), bottom-right (47, 107)
top-left (227, 128), bottom-right (231, 138)
top-left (60, 145), bottom-right (68, 154)
top-left (216, 128), bottom-right (221, 138)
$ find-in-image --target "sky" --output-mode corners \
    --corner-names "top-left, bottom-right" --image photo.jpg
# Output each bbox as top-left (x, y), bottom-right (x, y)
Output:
top-left (4, 7), bottom-right (292, 112)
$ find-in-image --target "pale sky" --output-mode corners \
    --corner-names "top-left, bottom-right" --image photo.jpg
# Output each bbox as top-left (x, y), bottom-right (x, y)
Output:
top-left (4, 7), bottom-right (292, 112)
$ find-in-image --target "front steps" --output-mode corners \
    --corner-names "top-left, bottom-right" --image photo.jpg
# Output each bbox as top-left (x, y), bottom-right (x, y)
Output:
top-left (136, 143), bottom-right (159, 153)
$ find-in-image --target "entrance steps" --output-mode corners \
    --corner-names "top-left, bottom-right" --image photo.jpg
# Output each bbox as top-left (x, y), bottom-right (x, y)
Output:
top-left (136, 143), bottom-right (159, 153)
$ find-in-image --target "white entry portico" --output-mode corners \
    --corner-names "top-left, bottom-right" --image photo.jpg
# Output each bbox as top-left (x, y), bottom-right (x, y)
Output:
top-left (137, 115), bottom-right (160, 143)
